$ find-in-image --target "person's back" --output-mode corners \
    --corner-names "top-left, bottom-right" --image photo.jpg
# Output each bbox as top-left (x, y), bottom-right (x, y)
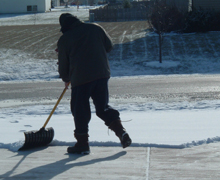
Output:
top-left (58, 18), bottom-right (112, 87)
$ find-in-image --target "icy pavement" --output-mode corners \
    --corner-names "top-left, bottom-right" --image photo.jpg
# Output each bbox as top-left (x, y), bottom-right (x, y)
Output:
top-left (1, 144), bottom-right (220, 179)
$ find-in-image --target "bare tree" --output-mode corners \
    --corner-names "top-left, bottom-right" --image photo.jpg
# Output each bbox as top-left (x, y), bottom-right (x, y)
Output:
top-left (148, 0), bottom-right (183, 63)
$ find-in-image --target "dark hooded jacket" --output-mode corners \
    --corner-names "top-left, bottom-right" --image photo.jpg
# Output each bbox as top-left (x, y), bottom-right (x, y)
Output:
top-left (57, 14), bottom-right (113, 87)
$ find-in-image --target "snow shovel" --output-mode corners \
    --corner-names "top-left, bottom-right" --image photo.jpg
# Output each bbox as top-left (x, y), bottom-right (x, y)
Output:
top-left (18, 82), bottom-right (70, 151)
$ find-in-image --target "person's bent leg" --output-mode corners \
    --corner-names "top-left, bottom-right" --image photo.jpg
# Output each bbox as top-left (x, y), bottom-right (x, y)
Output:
top-left (108, 120), bottom-right (132, 148)
top-left (92, 78), bottom-right (132, 148)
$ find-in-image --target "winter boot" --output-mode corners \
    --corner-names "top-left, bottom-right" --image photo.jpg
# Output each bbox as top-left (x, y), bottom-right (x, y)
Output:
top-left (67, 133), bottom-right (90, 154)
top-left (109, 120), bottom-right (132, 148)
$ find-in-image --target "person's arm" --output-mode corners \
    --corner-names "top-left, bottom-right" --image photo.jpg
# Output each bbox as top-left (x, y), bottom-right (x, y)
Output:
top-left (99, 25), bottom-right (113, 53)
top-left (104, 31), bottom-right (113, 53)
top-left (57, 37), bottom-right (70, 83)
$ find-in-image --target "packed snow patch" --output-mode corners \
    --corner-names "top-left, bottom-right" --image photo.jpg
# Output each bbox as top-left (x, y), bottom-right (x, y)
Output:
top-left (1, 101), bottom-right (220, 152)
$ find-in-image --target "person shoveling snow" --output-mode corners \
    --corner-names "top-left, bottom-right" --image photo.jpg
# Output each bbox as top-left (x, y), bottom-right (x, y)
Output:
top-left (57, 13), bottom-right (132, 154)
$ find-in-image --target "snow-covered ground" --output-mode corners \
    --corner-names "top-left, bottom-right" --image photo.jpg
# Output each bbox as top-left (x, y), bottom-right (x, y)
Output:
top-left (1, 6), bottom-right (220, 152)
top-left (0, 5), bottom-right (98, 26)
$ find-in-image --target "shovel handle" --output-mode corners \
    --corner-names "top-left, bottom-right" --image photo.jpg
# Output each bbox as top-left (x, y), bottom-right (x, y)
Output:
top-left (43, 82), bottom-right (70, 128)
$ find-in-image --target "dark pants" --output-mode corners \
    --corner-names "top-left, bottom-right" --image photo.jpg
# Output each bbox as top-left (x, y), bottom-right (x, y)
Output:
top-left (71, 78), bottom-right (120, 134)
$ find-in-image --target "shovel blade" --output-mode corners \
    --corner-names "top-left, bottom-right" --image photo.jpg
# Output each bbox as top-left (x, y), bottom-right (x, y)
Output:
top-left (18, 127), bottom-right (54, 151)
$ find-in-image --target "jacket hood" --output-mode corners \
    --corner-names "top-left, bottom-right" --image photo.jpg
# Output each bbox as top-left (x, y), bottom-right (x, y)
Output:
top-left (59, 13), bottom-right (82, 33)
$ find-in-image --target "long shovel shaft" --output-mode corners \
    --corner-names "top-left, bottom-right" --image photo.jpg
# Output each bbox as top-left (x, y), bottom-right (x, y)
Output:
top-left (18, 82), bottom-right (70, 151)
top-left (43, 82), bottom-right (70, 128)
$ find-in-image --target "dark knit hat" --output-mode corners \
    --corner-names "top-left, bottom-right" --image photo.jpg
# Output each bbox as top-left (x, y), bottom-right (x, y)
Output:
top-left (59, 13), bottom-right (79, 33)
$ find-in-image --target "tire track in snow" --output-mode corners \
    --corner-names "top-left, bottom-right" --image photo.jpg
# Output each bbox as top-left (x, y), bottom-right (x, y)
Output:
top-left (1, 27), bottom-right (52, 51)
top-left (1, 27), bottom-right (58, 61)
top-left (0, 29), bottom-right (30, 45)
top-left (126, 32), bottom-right (136, 61)
top-left (180, 35), bottom-right (187, 58)
top-left (1, 26), bottom-right (56, 45)
top-left (143, 37), bottom-right (148, 60)
top-left (43, 41), bottom-right (58, 57)
top-left (204, 34), bottom-right (219, 57)
top-left (9, 30), bottom-right (49, 48)
top-left (168, 36), bottom-right (176, 59)
top-left (105, 25), bottom-right (118, 34)
top-left (120, 31), bottom-right (126, 61)
top-left (0, 29), bottom-right (18, 41)
top-left (192, 36), bottom-right (205, 58)
top-left (22, 30), bottom-right (59, 51)
top-left (31, 31), bottom-right (60, 59)
top-left (42, 32), bottom-right (60, 58)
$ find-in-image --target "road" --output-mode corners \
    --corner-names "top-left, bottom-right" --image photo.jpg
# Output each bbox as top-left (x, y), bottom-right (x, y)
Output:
top-left (109, 74), bottom-right (220, 102)
top-left (1, 74), bottom-right (220, 108)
